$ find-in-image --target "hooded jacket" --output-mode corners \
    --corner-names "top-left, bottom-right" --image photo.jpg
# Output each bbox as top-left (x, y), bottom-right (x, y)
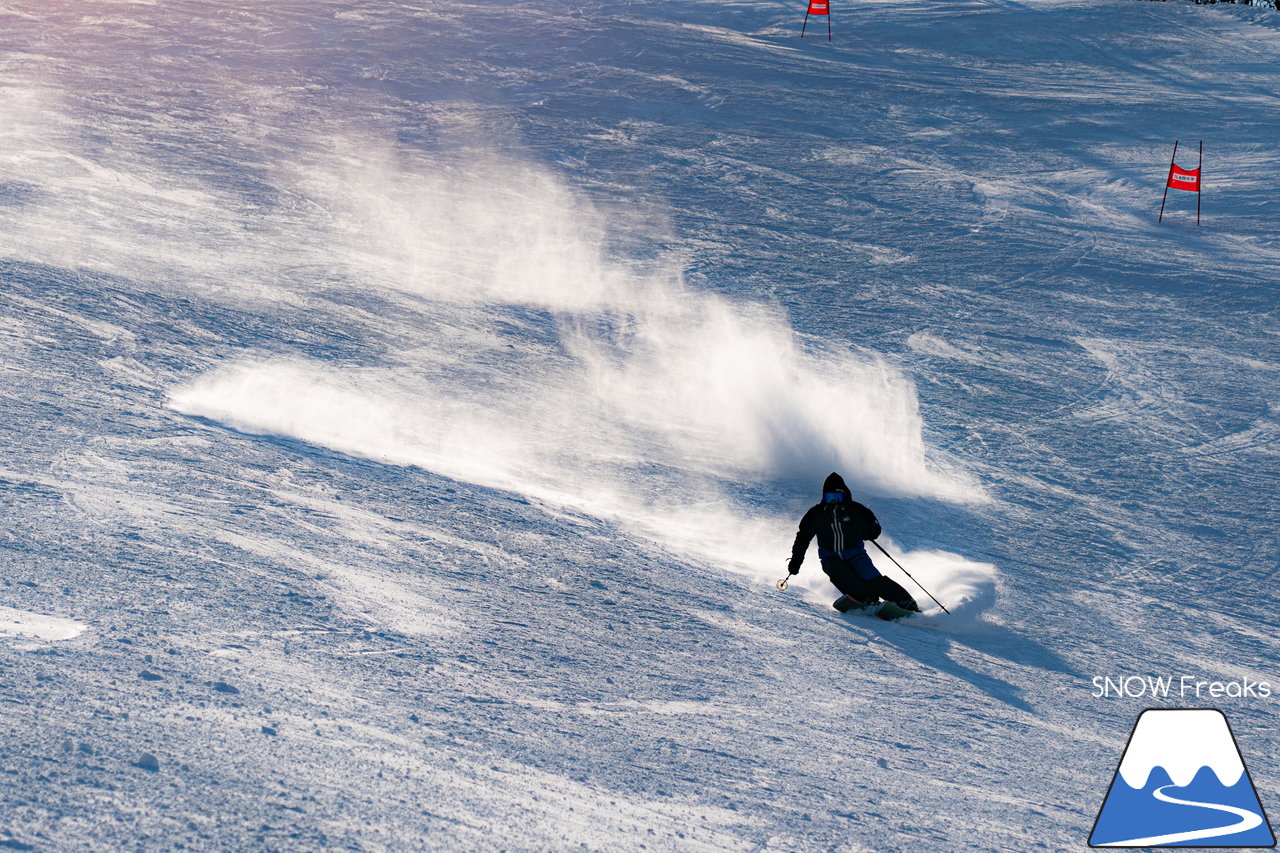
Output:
top-left (788, 473), bottom-right (881, 571)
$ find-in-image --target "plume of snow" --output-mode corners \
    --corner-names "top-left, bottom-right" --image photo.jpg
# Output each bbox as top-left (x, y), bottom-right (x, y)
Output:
top-left (171, 147), bottom-right (991, 593)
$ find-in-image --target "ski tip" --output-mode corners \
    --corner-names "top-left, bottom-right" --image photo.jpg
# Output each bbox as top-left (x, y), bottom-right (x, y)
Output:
top-left (875, 601), bottom-right (919, 621)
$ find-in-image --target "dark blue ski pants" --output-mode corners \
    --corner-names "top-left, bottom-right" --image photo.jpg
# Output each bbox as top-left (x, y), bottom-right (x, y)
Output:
top-left (821, 549), bottom-right (919, 611)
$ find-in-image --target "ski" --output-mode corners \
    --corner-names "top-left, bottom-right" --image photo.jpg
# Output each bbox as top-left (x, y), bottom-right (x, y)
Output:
top-left (833, 595), bottom-right (918, 621)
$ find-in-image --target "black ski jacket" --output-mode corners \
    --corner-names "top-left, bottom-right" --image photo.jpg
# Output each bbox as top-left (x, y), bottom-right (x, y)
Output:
top-left (789, 473), bottom-right (881, 571)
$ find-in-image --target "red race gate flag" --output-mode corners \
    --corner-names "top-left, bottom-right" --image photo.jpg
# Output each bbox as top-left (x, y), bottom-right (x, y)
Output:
top-left (1158, 140), bottom-right (1203, 225)
top-left (802, 0), bottom-right (832, 40)
top-left (1167, 163), bottom-right (1200, 192)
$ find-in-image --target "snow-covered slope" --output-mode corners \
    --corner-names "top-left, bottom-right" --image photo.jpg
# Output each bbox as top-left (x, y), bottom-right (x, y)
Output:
top-left (1, 0), bottom-right (1278, 849)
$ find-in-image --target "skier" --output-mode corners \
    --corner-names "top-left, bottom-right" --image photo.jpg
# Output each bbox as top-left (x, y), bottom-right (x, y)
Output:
top-left (787, 473), bottom-right (921, 613)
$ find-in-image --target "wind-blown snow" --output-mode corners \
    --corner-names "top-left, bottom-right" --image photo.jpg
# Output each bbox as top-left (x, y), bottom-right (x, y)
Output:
top-left (169, 152), bottom-right (987, 588)
top-left (169, 154), bottom-right (984, 501)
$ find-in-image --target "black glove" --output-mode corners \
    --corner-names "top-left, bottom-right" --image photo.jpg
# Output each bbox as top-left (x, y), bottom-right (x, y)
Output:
top-left (787, 559), bottom-right (801, 575)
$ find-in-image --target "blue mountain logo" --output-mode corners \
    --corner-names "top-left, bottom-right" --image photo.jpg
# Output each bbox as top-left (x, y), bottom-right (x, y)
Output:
top-left (1090, 709), bottom-right (1275, 847)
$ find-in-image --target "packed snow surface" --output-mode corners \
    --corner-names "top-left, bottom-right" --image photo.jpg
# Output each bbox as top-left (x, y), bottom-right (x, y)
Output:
top-left (0, 606), bottom-right (86, 643)
top-left (1, 0), bottom-right (1278, 850)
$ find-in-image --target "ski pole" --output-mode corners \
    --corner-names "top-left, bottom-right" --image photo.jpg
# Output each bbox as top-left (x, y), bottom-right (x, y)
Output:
top-left (776, 561), bottom-right (794, 590)
top-left (871, 541), bottom-right (950, 614)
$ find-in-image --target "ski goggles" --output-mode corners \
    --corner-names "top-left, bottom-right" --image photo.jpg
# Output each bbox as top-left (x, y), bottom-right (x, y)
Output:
top-left (823, 492), bottom-right (846, 503)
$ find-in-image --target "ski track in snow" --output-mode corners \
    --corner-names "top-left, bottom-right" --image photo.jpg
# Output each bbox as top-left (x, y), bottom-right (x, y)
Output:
top-left (0, 0), bottom-right (1278, 850)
